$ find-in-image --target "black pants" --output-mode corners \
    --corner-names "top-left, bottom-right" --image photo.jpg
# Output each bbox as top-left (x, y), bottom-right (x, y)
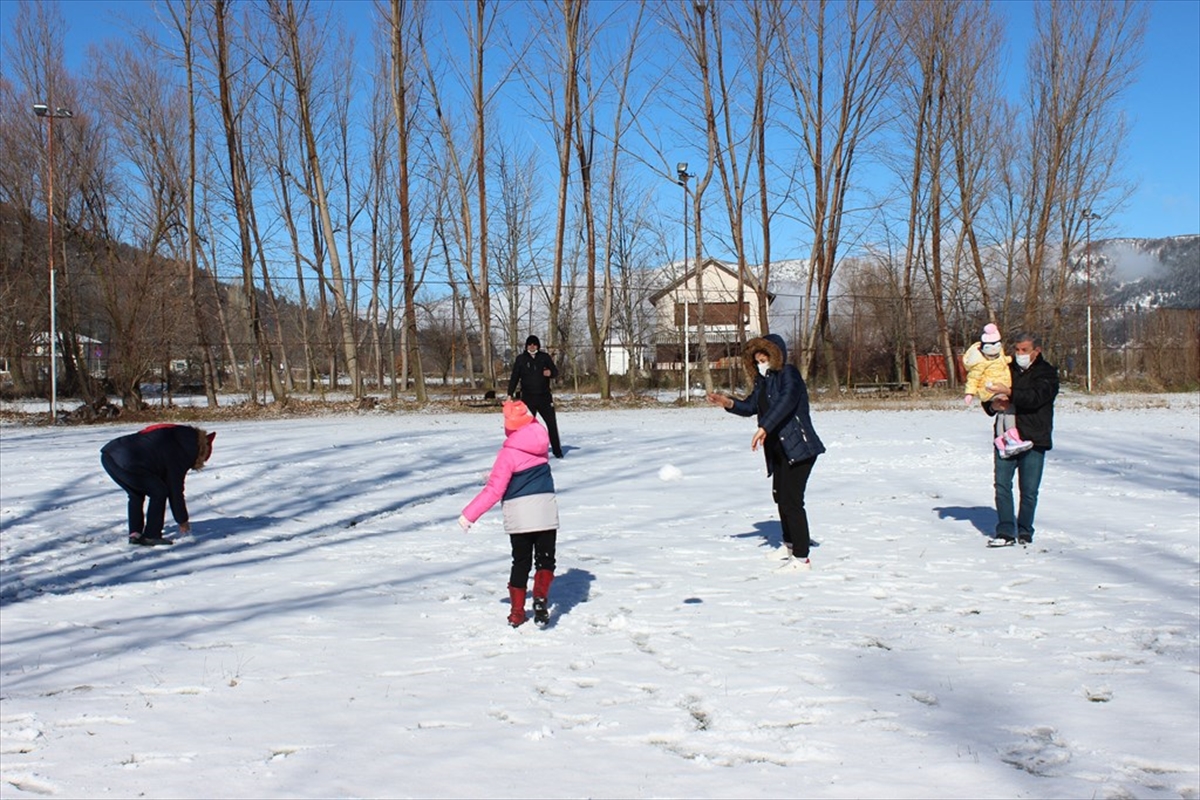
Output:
top-left (509, 529), bottom-right (557, 588)
top-left (771, 455), bottom-right (817, 558)
top-left (101, 452), bottom-right (169, 537)
top-left (522, 394), bottom-right (563, 457)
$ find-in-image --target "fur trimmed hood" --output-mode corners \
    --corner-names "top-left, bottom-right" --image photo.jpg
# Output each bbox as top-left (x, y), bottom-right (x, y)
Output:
top-left (742, 334), bottom-right (787, 382)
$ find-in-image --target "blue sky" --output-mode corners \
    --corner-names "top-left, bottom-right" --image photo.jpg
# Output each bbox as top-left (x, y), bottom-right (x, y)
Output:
top-left (13, 0), bottom-right (1200, 241)
top-left (990, 0), bottom-right (1200, 239)
top-left (1039, 0), bottom-right (1199, 239)
top-left (1117, 0), bottom-right (1200, 237)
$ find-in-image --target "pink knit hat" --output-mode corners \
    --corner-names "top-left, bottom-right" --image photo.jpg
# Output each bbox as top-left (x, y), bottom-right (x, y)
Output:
top-left (503, 400), bottom-right (533, 431)
top-left (981, 323), bottom-right (1001, 344)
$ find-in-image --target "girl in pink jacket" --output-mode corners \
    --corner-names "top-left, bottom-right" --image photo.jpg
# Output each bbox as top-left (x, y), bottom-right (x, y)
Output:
top-left (459, 400), bottom-right (559, 627)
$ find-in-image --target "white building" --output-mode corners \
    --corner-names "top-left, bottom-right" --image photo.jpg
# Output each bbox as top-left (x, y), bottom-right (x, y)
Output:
top-left (647, 258), bottom-right (774, 371)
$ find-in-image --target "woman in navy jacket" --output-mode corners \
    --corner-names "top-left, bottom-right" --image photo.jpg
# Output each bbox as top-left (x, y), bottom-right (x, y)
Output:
top-left (708, 334), bottom-right (825, 568)
top-left (100, 424), bottom-right (215, 546)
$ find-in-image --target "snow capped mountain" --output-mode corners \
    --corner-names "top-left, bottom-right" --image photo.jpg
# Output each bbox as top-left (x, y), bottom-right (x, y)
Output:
top-left (1089, 234), bottom-right (1199, 308)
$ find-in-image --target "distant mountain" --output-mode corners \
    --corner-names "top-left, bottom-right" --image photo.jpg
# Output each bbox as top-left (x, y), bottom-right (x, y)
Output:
top-left (1091, 234), bottom-right (1199, 309)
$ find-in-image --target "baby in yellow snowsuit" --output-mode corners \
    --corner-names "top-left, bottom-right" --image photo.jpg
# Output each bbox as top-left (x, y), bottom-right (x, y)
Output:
top-left (962, 323), bottom-right (1032, 458)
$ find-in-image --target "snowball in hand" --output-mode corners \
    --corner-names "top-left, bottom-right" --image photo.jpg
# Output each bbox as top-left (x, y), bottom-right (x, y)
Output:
top-left (658, 464), bottom-right (683, 482)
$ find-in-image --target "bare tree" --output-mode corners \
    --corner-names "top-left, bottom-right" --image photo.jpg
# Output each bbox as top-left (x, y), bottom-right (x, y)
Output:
top-left (196, 179), bottom-right (243, 392)
top-left (945, 0), bottom-right (1005, 326)
top-left (776, 0), bottom-right (898, 385)
top-left (570, 7), bottom-right (604, 397)
top-left (366, 38), bottom-right (396, 393)
top-left (164, 0), bottom-right (220, 406)
top-left (608, 178), bottom-right (668, 394)
top-left (745, 0), bottom-right (782, 337)
top-left (590, 2), bottom-right (646, 399)
top-left (661, 0), bottom-right (723, 394)
top-left (549, 0), bottom-right (649, 400)
top-left (1016, 0), bottom-right (1146, 335)
top-left (89, 32), bottom-right (206, 407)
top-left (387, 0), bottom-right (428, 401)
top-left (468, 0), bottom-right (497, 388)
top-left (264, 61), bottom-right (319, 392)
top-left (493, 140), bottom-right (543, 358)
top-left (893, 0), bottom-right (938, 391)
top-left (268, 0), bottom-right (362, 398)
top-left (419, 0), bottom-right (507, 391)
top-left (327, 30), bottom-right (370, 388)
top-left (0, 77), bottom-right (45, 395)
top-left (542, 0), bottom-right (583, 363)
top-left (895, 0), bottom-right (970, 391)
top-left (0, 1), bottom-right (70, 397)
top-left (212, 0), bottom-right (285, 404)
top-left (3, 0), bottom-right (109, 403)
top-left (701, 1), bottom-right (776, 358)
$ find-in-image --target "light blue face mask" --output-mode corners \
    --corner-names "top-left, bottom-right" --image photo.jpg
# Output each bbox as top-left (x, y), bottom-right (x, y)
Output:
top-left (757, 361), bottom-right (770, 377)
top-left (1015, 353), bottom-right (1032, 369)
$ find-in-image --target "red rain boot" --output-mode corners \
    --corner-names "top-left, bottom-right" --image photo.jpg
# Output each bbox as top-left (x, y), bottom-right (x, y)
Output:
top-left (532, 570), bottom-right (554, 626)
top-left (507, 585), bottom-right (527, 627)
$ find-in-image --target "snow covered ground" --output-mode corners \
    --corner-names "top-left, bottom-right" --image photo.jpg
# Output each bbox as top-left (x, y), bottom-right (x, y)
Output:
top-left (1, 393), bottom-right (1198, 799)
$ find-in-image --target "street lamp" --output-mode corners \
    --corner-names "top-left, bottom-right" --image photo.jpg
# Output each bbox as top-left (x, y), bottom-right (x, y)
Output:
top-left (676, 162), bottom-right (692, 402)
top-left (33, 103), bottom-right (74, 421)
top-left (1082, 209), bottom-right (1101, 393)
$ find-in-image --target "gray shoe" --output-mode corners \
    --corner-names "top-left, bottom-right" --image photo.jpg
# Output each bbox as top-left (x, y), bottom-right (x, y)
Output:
top-left (130, 534), bottom-right (173, 546)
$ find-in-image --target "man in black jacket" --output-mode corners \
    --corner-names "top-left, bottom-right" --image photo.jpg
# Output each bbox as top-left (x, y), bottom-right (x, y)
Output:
top-left (507, 335), bottom-right (563, 458)
top-left (983, 332), bottom-right (1059, 547)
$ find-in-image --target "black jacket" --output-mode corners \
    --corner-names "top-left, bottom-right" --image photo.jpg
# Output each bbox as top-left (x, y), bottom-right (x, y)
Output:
top-left (727, 334), bottom-right (826, 474)
top-left (507, 350), bottom-right (558, 398)
top-left (985, 354), bottom-right (1059, 449)
top-left (101, 424), bottom-right (201, 523)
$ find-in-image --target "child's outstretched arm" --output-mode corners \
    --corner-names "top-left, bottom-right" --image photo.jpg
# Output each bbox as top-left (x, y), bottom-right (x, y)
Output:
top-left (461, 448), bottom-right (518, 527)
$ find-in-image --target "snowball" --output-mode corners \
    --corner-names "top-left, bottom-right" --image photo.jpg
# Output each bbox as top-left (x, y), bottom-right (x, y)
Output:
top-left (658, 464), bottom-right (683, 482)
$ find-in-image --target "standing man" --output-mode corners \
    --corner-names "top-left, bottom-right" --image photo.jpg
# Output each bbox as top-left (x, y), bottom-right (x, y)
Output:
top-left (983, 331), bottom-right (1059, 546)
top-left (507, 335), bottom-right (563, 458)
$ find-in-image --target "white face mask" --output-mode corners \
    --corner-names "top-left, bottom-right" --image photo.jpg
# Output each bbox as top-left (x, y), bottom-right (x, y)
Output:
top-left (1015, 353), bottom-right (1033, 369)
top-left (757, 361), bottom-right (770, 377)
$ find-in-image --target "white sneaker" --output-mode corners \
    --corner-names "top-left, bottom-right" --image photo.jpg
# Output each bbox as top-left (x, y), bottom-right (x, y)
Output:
top-left (777, 557), bottom-right (811, 572)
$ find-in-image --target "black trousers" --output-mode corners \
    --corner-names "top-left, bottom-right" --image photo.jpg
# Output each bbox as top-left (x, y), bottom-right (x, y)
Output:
top-left (522, 394), bottom-right (563, 457)
top-left (771, 455), bottom-right (817, 558)
top-left (101, 452), bottom-right (169, 537)
top-left (509, 529), bottom-right (557, 588)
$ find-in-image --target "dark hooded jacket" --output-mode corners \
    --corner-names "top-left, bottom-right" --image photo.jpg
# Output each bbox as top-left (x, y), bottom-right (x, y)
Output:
top-left (984, 352), bottom-right (1059, 449)
top-left (726, 333), bottom-right (826, 474)
top-left (507, 348), bottom-right (558, 399)
top-left (101, 424), bottom-right (205, 526)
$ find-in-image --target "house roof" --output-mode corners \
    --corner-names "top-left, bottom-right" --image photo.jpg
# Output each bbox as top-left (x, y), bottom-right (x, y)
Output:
top-left (648, 257), bottom-right (775, 305)
top-left (32, 332), bottom-right (102, 345)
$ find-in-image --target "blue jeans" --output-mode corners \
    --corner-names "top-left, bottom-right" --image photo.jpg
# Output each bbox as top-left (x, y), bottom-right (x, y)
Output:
top-left (993, 447), bottom-right (1046, 540)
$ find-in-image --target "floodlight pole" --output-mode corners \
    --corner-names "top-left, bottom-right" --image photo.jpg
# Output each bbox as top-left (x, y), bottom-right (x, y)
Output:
top-left (677, 163), bottom-right (692, 402)
top-left (33, 103), bottom-right (74, 421)
top-left (1082, 209), bottom-right (1101, 393)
